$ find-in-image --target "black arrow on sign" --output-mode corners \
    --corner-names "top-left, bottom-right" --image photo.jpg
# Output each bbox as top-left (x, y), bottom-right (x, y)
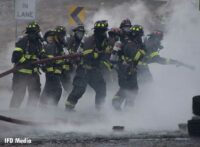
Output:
top-left (71, 7), bottom-right (84, 24)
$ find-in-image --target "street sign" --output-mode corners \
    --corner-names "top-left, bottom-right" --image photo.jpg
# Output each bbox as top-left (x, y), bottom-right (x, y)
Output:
top-left (15, 0), bottom-right (36, 20)
top-left (68, 5), bottom-right (86, 27)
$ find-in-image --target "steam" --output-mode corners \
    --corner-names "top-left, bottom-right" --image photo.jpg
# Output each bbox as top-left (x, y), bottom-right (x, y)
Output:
top-left (48, 0), bottom-right (200, 134)
top-left (1, 0), bottom-right (200, 137)
top-left (81, 0), bottom-right (200, 132)
top-left (87, 1), bottom-right (154, 33)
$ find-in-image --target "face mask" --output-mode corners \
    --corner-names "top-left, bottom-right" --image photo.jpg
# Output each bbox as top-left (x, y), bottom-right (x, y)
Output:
top-left (75, 31), bottom-right (84, 40)
top-left (57, 34), bottom-right (68, 46)
top-left (122, 26), bottom-right (130, 34)
top-left (28, 32), bottom-right (40, 41)
top-left (57, 34), bottom-right (64, 43)
top-left (94, 29), bottom-right (107, 45)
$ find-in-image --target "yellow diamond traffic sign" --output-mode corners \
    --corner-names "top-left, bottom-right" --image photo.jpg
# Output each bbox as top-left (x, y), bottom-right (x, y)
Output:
top-left (68, 5), bottom-right (86, 27)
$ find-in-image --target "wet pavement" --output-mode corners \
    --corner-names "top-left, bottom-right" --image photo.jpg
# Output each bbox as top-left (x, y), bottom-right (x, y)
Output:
top-left (1, 128), bottom-right (200, 147)
top-left (0, 114), bottom-right (199, 147)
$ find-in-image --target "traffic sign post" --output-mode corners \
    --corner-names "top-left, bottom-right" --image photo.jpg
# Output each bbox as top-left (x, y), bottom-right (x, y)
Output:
top-left (14, 0), bottom-right (36, 38)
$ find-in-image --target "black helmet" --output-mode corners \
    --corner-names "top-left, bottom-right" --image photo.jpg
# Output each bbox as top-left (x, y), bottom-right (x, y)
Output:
top-left (120, 18), bottom-right (132, 29)
top-left (54, 26), bottom-right (67, 44)
top-left (43, 30), bottom-right (55, 41)
top-left (54, 26), bottom-right (66, 36)
top-left (26, 21), bottom-right (40, 34)
top-left (73, 24), bottom-right (85, 41)
top-left (94, 20), bottom-right (108, 31)
top-left (150, 30), bottom-right (163, 40)
top-left (130, 25), bottom-right (144, 37)
top-left (73, 24), bottom-right (85, 32)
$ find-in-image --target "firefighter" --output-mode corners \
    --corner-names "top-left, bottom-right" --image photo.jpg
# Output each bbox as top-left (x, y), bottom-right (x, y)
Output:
top-left (105, 28), bottom-right (122, 84)
top-left (68, 24), bottom-right (85, 53)
top-left (144, 30), bottom-right (166, 64)
top-left (144, 30), bottom-right (190, 68)
top-left (107, 27), bottom-right (122, 56)
top-left (119, 18), bottom-right (132, 43)
top-left (111, 26), bottom-right (145, 111)
top-left (10, 21), bottom-right (44, 108)
top-left (40, 26), bottom-right (69, 106)
top-left (60, 24), bottom-right (86, 92)
top-left (65, 20), bottom-right (112, 111)
top-left (138, 30), bottom-right (194, 84)
top-left (130, 25), bottom-right (154, 84)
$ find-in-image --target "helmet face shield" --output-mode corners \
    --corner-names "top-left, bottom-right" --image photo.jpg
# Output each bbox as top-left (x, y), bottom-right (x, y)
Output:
top-left (120, 18), bottom-right (132, 29)
top-left (122, 26), bottom-right (131, 33)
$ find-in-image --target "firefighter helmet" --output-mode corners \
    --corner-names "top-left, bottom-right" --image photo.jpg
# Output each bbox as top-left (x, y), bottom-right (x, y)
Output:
top-left (54, 26), bottom-right (66, 36)
top-left (25, 21), bottom-right (40, 34)
top-left (130, 25), bottom-right (144, 37)
top-left (43, 30), bottom-right (55, 41)
top-left (120, 18), bottom-right (132, 29)
top-left (94, 20), bottom-right (108, 30)
top-left (73, 24), bottom-right (85, 32)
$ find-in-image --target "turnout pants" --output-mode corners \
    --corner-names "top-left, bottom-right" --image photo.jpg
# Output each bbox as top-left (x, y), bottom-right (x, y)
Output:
top-left (40, 73), bottom-right (62, 106)
top-left (67, 66), bottom-right (106, 109)
top-left (10, 72), bottom-right (41, 108)
top-left (112, 65), bottom-right (138, 110)
top-left (60, 70), bottom-right (72, 92)
top-left (137, 65), bottom-right (153, 84)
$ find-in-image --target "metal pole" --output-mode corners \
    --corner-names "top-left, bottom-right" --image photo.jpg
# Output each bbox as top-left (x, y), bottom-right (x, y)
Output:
top-left (15, 20), bottom-right (18, 39)
top-left (14, 0), bottom-right (17, 39)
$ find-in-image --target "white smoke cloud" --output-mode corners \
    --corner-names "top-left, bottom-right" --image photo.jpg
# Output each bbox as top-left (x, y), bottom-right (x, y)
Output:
top-left (1, 0), bottom-right (200, 137)
top-left (142, 0), bottom-right (200, 130)
top-left (87, 1), bottom-right (153, 33)
top-left (80, 0), bottom-right (200, 133)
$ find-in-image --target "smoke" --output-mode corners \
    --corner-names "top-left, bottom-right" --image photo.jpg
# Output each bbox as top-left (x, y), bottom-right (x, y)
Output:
top-left (1, 0), bottom-right (200, 138)
top-left (75, 0), bottom-right (200, 133)
top-left (86, 1), bottom-right (154, 33)
top-left (38, 0), bottom-right (200, 134)
top-left (124, 0), bottom-right (200, 131)
top-left (151, 0), bottom-right (200, 127)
